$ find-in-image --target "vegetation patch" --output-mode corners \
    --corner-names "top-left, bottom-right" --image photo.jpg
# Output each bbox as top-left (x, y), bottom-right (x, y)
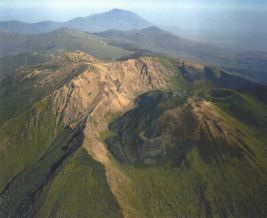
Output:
top-left (210, 88), bottom-right (234, 99)
top-left (36, 148), bottom-right (122, 218)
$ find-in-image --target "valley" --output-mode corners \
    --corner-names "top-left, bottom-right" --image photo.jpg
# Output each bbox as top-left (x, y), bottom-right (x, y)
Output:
top-left (0, 7), bottom-right (267, 218)
top-left (0, 51), bottom-right (267, 217)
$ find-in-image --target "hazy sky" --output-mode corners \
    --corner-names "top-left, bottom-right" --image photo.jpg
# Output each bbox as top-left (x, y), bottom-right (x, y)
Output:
top-left (1, 0), bottom-right (266, 9)
top-left (1, 0), bottom-right (267, 22)
top-left (1, 0), bottom-right (266, 51)
top-left (1, 0), bottom-right (266, 34)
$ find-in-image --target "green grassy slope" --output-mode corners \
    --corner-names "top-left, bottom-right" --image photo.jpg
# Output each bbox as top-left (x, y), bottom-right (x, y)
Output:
top-left (0, 54), bottom-right (123, 217)
top-left (105, 90), bottom-right (267, 217)
top-left (0, 52), bottom-right (52, 75)
top-left (0, 28), bottom-right (133, 60)
top-left (0, 95), bottom-right (122, 218)
top-left (0, 54), bottom-right (267, 217)
top-left (36, 148), bottom-right (122, 218)
top-left (211, 90), bottom-right (267, 129)
top-left (0, 56), bottom-right (87, 123)
top-left (104, 58), bottom-right (267, 217)
top-left (0, 97), bottom-right (57, 191)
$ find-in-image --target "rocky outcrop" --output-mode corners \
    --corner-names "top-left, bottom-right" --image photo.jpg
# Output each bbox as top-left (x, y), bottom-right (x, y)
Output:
top-left (51, 52), bottom-right (175, 129)
top-left (2, 51), bottom-right (267, 218)
top-left (47, 52), bottom-right (179, 217)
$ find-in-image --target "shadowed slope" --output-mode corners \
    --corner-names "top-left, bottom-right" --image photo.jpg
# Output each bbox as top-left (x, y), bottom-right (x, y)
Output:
top-left (0, 52), bottom-right (267, 217)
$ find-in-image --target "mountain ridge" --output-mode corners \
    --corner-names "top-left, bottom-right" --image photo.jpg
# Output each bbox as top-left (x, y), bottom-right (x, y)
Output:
top-left (95, 27), bottom-right (267, 84)
top-left (1, 9), bottom-right (267, 84)
top-left (0, 28), bottom-right (133, 60)
top-left (0, 8), bottom-right (153, 34)
top-left (0, 51), bottom-right (267, 217)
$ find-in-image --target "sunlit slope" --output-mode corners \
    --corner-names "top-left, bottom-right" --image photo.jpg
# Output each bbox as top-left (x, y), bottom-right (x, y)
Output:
top-left (0, 52), bottom-right (123, 217)
top-left (103, 57), bottom-right (267, 217)
top-left (0, 52), bottom-right (266, 217)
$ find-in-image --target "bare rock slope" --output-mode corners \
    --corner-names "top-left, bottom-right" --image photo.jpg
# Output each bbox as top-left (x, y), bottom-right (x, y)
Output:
top-left (1, 51), bottom-right (267, 217)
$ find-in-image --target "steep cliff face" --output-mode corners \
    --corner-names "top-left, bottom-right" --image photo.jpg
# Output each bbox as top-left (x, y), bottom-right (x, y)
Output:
top-left (50, 52), bottom-right (175, 156)
top-left (0, 51), bottom-right (178, 217)
top-left (47, 52), bottom-right (267, 218)
top-left (50, 52), bottom-right (176, 170)
top-left (1, 51), bottom-right (267, 217)
top-left (51, 52), bottom-right (173, 127)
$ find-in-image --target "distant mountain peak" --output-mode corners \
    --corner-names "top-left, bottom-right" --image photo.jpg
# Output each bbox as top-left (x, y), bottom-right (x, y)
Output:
top-left (87, 8), bottom-right (135, 18)
top-left (66, 8), bottom-right (153, 32)
top-left (99, 8), bottom-right (140, 17)
top-left (0, 8), bottom-right (153, 34)
top-left (110, 8), bottom-right (129, 13)
top-left (141, 26), bottom-right (163, 32)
